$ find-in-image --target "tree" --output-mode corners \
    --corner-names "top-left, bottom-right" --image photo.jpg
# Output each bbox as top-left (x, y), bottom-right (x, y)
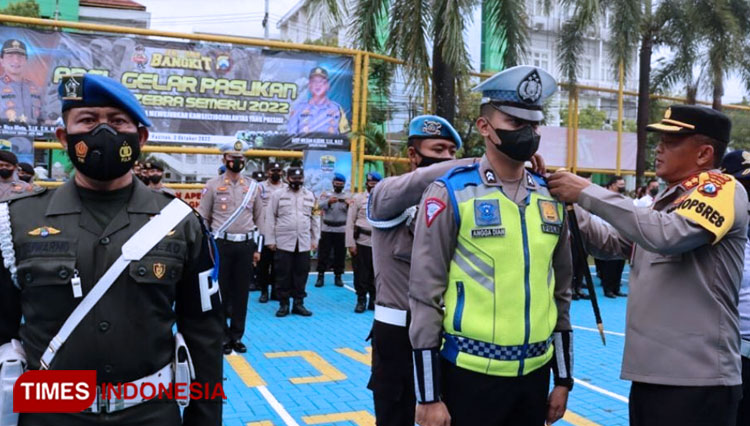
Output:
top-left (560, 105), bottom-right (607, 130)
top-left (0, 0), bottom-right (40, 18)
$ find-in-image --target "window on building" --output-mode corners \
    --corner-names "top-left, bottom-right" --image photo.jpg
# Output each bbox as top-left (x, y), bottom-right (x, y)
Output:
top-left (532, 50), bottom-right (550, 70)
top-left (580, 57), bottom-right (593, 80)
top-left (526, 0), bottom-right (546, 16)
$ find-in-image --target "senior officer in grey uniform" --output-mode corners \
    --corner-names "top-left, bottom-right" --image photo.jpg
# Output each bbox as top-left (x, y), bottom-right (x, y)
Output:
top-left (287, 67), bottom-right (350, 135)
top-left (266, 167), bottom-right (320, 317)
top-left (257, 161), bottom-right (285, 303)
top-left (409, 66), bottom-right (573, 426)
top-left (0, 150), bottom-right (32, 201)
top-left (315, 172), bottom-right (349, 288)
top-left (0, 39), bottom-right (41, 124)
top-left (0, 74), bottom-right (223, 425)
top-left (346, 171), bottom-right (381, 313)
top-left (549, 105), bottom-right (748, 426)
top-left (198, 140), bottom-right (264, 355)
top-left (367, 114), bottom-right (473, 426)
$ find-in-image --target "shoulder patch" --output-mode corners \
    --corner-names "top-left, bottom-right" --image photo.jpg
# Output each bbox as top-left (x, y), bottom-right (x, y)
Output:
top-left (6, 185), bottom-right (45, 203)
top-left (424, 197), bottom-right (446, 227)
top-left (526, 168), bottom-right (548, 187)
top-left (674, 172), bottom-right (736, 243)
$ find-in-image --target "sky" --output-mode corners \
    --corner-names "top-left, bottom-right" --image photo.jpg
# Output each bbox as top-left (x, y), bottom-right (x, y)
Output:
top-left (138, 0), bottom-right (747, 104)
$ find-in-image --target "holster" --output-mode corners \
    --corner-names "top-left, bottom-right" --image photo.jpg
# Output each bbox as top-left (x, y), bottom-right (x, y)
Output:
top-left (173, 333), bottom-right (195, 408)
top-left (0, 339), bottom-right (26, 426)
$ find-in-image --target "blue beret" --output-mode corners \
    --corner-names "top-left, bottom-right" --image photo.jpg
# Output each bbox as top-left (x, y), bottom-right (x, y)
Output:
top-left (220, 140), bottom-right (250, 154)
top-left (366, 172), bottom-right (382, 181)
top-left (333, 172), bottom-right (346, 182)
top-left (472, 65), bottom-right (557, 122)
top-left (720, 150), bottom-right (750, 182)
top-left (408, 115), bottom-right (462, 150)
top-left (59, 74), bottom-right (152, 127)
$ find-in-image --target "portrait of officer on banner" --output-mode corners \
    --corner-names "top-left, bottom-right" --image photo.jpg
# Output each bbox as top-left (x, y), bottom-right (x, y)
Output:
top-left (287, 66), bottom-right (350, 135)
top-left (0, 39), bottom-right (42, 124)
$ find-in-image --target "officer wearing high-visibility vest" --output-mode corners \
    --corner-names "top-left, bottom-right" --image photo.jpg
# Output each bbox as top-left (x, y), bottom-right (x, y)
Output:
top-left (345, 171), bottom-right (381, 313)
top-left (409, 66), bottom-right (573, 426)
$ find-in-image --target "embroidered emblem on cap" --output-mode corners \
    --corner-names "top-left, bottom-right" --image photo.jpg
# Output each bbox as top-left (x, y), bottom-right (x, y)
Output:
top-left (517, 69), bottom-right (543, 104)
top-left (153, 262), bottom-right (166, 279)
top-left (62, 75), bottom-right (83, 101)
top-left (422, 120), bottom-right (443, 136)
top-left (28, 226), bottom-right (61, 237)
top-left (234, 141), bottom-right (243, 151)
top-left (75, 141), bottom-right (88, 161)
top-left (424, 197), bottom-right (446, 227)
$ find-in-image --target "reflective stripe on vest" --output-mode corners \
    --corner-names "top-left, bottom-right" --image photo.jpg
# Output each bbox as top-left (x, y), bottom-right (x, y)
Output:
top-left (439, 166), bottom-right (563, 377)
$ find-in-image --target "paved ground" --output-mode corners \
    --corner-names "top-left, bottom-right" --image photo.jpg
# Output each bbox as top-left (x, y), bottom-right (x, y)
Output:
top-left (221, 268), bottom-right (631, 426)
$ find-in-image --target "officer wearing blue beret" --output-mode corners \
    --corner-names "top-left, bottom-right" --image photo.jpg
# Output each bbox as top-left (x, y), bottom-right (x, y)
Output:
top-left (315, 172), bottom-right (350, 288)
top-left (408, 66), bottom-right (573, 426)
top-left (0, 74), bottom-right (223, 425)
top-left (345, 171), bottom-right (381, 313)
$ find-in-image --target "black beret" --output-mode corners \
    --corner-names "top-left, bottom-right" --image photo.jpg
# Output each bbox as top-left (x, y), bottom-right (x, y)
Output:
top-left (0, 150), bottom-right (18, 165)
top-left (17, 162), bottom-right (34, 175)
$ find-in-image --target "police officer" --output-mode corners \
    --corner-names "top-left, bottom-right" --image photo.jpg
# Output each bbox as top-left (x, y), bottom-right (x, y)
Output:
top-left (0, 150), bottom-right (32, 200)
top-left (287, 67), bottom-right (350, 135)
top-left (145, 160), bottom-right (174, 195)
top-left (315, 172), bottom-right (349, 287)
top-left (251, 171), bottom-right (265, 182)
top-left (409, 66), bottom-right (572, 426)
top-left (366, 115), bottom-right (472, 426)
top-left (549, 105), bottom-right (748, 426)
top-left (266, 167), bottom-right (319, 317)
top-left (257, 161), bottom-right (285, 303)
top-left (0, 73), bottom-right (223, 425)
top-left (595, 176), bottom-right (628, 298)
top-left (0, 39), bottom-right (41, 123)
top-left (719, 150), bottom-right (750, 426)
top-left (345, 171), bottom-right (380, 313)
top-left (16, 162), bottom-right (34, 184)
top-left (198, 140), bottom-right (264, 354)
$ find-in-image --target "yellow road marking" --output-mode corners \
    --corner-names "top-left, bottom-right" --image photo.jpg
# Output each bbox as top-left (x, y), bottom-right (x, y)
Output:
top-left (302, 410), bottom-right (375, 425)
top-left (334, 347), bottom-right (372, 366)
top-left (562, 410), bottom-right (602, 426)
top-left (266, 350), bottom-right (347, 384)
top-left (247, 422), bottom-right (274, 426)
top-left (226, 354), bottom-right (266, 387)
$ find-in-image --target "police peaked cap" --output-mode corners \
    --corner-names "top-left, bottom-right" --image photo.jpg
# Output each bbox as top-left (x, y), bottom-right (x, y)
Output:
top-left (472, 65), bottom-right (557, 122)
top-left (287, 167), bottom-right (304, 178)
top-left (366, 172), bottom-right (382, 181)
top-left (720, 150), bottom-right (750, 182)
top-left (2, 39), bottom-right (26, 56)
top-left (309, 67), bottom-right (329, 79)
top-left (59, 74), bottom-right (152, 127)
top-left (252, 170), bottom-right (265, 180)
top-left (333, 172), bottom-right (346, 182)
top-left (647, 104), bottom-right (731, 144)
top-left (267, 161), bottom-right (283, 171)
top-left (221, 140), bottom-right (250, 155)
top-left (0, 150), bottom-right (18, 165)
top-left (149, 161), bottom-right (164, 172)
top-left (408, 115), bottom-right (463, 150)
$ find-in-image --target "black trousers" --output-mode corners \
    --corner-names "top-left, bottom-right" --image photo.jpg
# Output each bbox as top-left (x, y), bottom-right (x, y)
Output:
top-left (595, 258), bottom-right (626, 293)
top-left (353, 244), bottom-right (375, 300)
top-left (368, 320), bottom-right (415, 426)
top-left (20, 399), bottom-right (182, 426)
top-left (441, 359), bottom-right (550, 426)
top-left (571, 245), bottom-right (586, 294)
top-left (629, 382), bottom-right (741, 426)
top-left (737, 356), bottom-right (750, 426)
top-left (217, 239), bottom-right (255, 342)
top-left (317, 231), bottom-right (345, 275)
top-left (257, 245), bottom-right (276, 294)
top-left (275, 247), bottom-right (310, 301)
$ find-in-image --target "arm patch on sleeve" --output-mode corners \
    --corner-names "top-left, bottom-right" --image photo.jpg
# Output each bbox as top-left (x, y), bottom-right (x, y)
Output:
top-left (674, 172), bottom-right (735, 243)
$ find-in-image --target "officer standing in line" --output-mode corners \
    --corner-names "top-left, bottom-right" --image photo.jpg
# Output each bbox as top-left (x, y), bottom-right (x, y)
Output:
top-left (16, 162), bottom-right (35, 185)
top-left (145, 160), bottom-right (175, 195)
top-left (286, 67), bottom-right (350, 135)
top-left (366, 114), bottom-right (473, 426)
top-left (266, 167), bottom-right (319, 317)
top-left (595, 176), bottom-right (628, 298)
top-left (257, 161), bottom-right (285, 303)
top-left (409, 66), bottom-right (572, 426)
top-left (549, 105), bottom-right (748, 426)
top-left (315, 172), bottom-right (349, 288)
top-left (0, 39), bottom-right (41, 124)
top-left (251, 171), bottom-right (265, 182)
top-left (198, 140), bottom-right (264, 355)
top-left (345, 171), bottom-right (381, 313)
top-left (719, 150), bottom-right (750, 426)
top-left (0, 73), bottom-right (223, 425)
top-left (0, 150), bottom-right (32, 200)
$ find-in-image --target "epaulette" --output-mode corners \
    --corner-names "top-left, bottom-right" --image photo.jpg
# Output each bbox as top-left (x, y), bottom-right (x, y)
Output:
top-left (438, 163), bottom-right (481, 190)
top-left (526, 168), bottom-right (548, 187)
top-left (6, 185), bottom-right (45, 203)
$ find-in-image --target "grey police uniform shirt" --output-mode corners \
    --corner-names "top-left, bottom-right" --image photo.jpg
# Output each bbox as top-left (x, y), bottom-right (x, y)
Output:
top-left (0, 73), bottom-right (42, 123)
top-left (741, 237), bottom-right (750, 342)
top-left (259, 179), bottom-right (285, 236)
top-left (319, 190), bottom-right (349, 233)
top-left (368, 158), bottom-right (475, 311)
top-left (197, 175), bottom-right (264, 237)
top-left (346, 191), bottom-right (372, 248)
top-left (408, 155), bottom-right (573, 350)
top-left (265, 186), bottom-right (320, 252)
top-left (0, 180), bottom-right (33, 201)
top-left (575, 172), bottom-right (749, 386)
top-left (286, 98), bottom-right (350, 134)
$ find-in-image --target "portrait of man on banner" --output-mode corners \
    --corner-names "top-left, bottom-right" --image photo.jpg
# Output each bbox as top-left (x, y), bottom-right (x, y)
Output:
top-left (287, 66), bottom-right (351, 135)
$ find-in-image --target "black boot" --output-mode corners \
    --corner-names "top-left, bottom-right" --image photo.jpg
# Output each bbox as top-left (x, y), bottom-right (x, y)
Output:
top-left (276, 301), bottom-right (290, 317)
top-left (258, 291), bottom-right (268, 303)
top-left (367, 299), bottom-right (375, 311)
top-left (354, 297), bottom-right (366, 313)
top-left (292, 299), bottom-right (313, 316)
top-left (334, 274), bottom-right (344, 287)
top-left (314, 273), bottom-right (324, 287)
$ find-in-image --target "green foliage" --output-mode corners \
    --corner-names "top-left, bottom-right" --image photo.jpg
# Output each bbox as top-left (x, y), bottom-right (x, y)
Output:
top-left (560, 105), bottom-right (607, 130)
top-left (0, 0), bottom-right (40, 19)
top-left (302, 35), bottom-right (340, 47)
top-left (727, 104), bottom-right (750, 151)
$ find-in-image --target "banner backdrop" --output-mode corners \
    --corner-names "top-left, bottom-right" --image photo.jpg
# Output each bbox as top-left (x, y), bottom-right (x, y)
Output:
top-left (0, 25), bottom-right (353, 154)
top-left (302, 150), bottom-right (352, 198)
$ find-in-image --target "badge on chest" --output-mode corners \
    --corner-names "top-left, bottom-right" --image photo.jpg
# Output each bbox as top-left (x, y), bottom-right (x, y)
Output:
top-left (538, 199), bottom-right (562, 235)
top-left (472, 199), bottom-right (505, 238)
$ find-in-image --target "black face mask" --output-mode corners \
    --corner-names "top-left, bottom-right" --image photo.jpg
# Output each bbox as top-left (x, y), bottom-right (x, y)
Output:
top-left (0, 169), bottom-right (13, 179)
top-left (333, 185), bottom-right (344, 193)
top-left (226, 159), bottom-right (245, 173)
top-left (289, 181), bottom-right (302, 191)
top-left (66, 124), bottom-right (140, 182)
top-left (649, 187), bottom-right (659, 197)
top-left (149, 175), bottom-right (163, 184)
top-left (489, 123), bottom-right (540, 162)
top-left (270, 172), bottom-right (281, 182)
top-left (18, 175), bottom-right (32, 183)
top-left (414, 147), bottom-right (449, 168)
top-left (618, 187), bottom-right (626, 194)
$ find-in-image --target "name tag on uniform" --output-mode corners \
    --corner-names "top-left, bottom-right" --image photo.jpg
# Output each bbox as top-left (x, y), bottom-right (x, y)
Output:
top-left (471, 227), bottom-right (506, 238)
top-left (472, 199), bottom-right (504, 238)
top-left (538, 200), bottom-right (562, 235)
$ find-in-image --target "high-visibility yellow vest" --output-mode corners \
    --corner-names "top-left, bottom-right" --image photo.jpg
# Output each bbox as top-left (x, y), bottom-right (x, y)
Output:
top-left (439, 164), bottom-right (564, 377)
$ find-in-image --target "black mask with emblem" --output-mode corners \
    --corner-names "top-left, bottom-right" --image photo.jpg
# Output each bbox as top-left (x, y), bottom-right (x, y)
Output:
top-left (490, 124), bottom-right (540, 162)
top-left (226, 158), bottom-right (245, 173)
top-left (66, 123), bottom-right (141, 181)
top-left (0, 169), bottom-right (13, 179)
